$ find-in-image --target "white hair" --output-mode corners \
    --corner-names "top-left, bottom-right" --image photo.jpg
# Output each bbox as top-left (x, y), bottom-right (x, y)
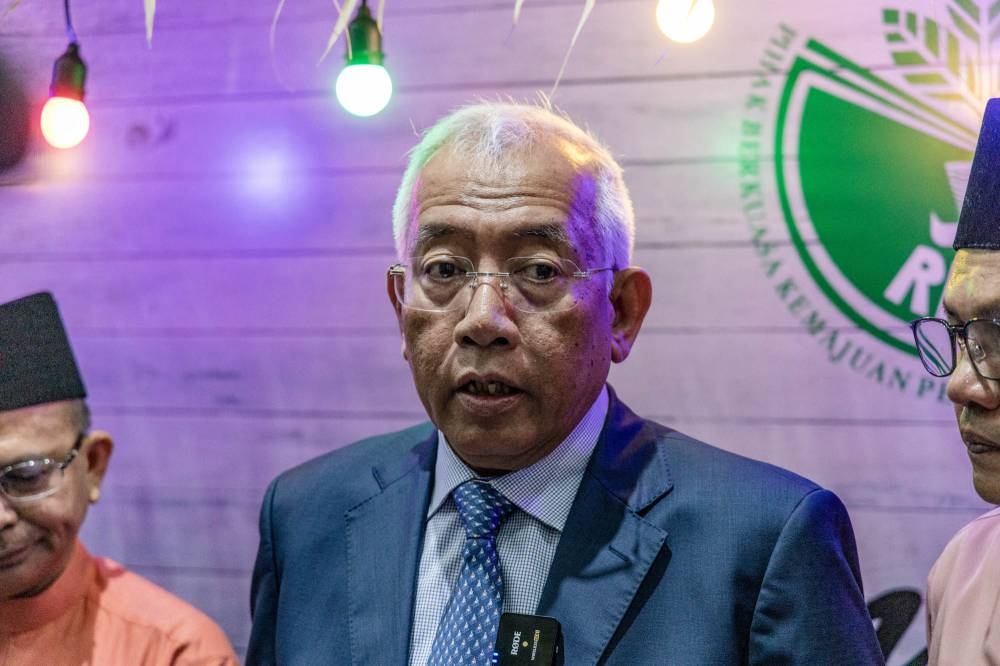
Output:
top-left (391, 101), bottom-right (635, 267)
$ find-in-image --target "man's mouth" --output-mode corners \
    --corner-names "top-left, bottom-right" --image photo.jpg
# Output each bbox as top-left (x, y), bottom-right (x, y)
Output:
top-left (460, 380), bottom-right (520, 396)
top-left (0, 543), bottom-right (32, 568)
top-left (962, 428), bottom-right (1000, 455)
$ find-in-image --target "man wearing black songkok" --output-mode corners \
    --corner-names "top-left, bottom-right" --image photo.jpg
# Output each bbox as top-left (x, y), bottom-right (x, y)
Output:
top-left (911, 99), bottom-right (1000, 662)
top-left (0, 292), bottom-right (238, 665)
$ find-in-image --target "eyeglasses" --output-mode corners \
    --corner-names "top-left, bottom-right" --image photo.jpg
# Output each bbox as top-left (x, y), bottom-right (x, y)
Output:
top-left (910, 317), bottom-right (1000, 380)
top-left (0, 432), bottom-right (85, 503)
top-left (388, 255), bottom-right (616, 313)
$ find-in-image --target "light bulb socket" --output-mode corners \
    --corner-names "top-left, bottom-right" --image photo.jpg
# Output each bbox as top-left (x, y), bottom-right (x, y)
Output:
top-left (49, 42), bottom-right (86, 101)
top-left (345, 1), bottom-right (384, 66)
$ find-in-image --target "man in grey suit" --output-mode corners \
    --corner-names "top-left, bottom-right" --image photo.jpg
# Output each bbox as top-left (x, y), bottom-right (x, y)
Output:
top-left (247, 102), bottom-right (883, 664)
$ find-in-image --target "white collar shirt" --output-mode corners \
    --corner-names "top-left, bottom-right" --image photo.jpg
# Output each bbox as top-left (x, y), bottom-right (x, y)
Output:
top-left (407, 385), bottom-right (609, 665)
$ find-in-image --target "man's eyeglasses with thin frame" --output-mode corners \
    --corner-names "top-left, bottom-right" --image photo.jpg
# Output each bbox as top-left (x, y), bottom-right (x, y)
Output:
top-left (0, 432), bottom-right (86, 503)
top-left (388, 254), bottom-right (617, 314)
top-left (910, 316), bottom-right (1000, 380)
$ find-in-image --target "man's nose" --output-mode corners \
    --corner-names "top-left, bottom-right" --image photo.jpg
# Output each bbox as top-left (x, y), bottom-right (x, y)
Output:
top-left (0, 493), bottom-right (19, 530)
top-left (453, 278), bottom-right (521, 348)
top-left (946, 348), bottom-right (1000, 411)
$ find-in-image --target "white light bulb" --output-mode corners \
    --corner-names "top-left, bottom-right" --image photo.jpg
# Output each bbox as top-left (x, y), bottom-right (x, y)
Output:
top-left (40, 96), bottom-right (90, 149)
top-left (335, 64), bottom-right (393, 117)
top-left (656, 0), bottom-right (715, 44)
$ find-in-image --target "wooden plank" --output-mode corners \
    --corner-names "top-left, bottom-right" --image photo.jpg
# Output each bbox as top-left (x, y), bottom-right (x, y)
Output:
top-left (0, 323), bottom-right (935, 424)
top-left (93, 412), bottom-right (424, 493)
top-left (71, 334), bottom-right (424, 415)
top-left (0, 171), bottom-right (401, 252)
top-left (0, 253), bottom-right (403, 332)
top-left (3, 75), bottom-right (751, 184)
top-left (91, 413), bottom-right (980, 509)
top-left (0, 239), bottom-right (944, 421)
top-left (0, 0), bottom-right (637, 38)
top-left (0, 242), bottom-right (852, 335)
top-left (82, 464), bottom-right (986, 574)
top-left (107, 409), bottom-right (969, 490)
top-left (611, 327), bottom-right (954, 423)
top-left (3, 60), bottom-right (913, 185)
top-left (0, 160), bottom-right (756, 252)
top-left (0, 0), bottom-right (899, 99)
top-left (81, 488), bottom-right (261, 574)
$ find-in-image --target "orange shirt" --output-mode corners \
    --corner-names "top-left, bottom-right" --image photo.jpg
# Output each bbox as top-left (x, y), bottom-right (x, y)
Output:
top-left (0, 540), bottom-right (239, 666)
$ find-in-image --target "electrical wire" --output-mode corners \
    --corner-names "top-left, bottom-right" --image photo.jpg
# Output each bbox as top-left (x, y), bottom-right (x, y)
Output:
top-left (64, 0), bottom-right (78, 44)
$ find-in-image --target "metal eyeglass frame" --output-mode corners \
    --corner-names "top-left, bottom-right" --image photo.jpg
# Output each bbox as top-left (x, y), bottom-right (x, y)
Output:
top-left (0, 431), bottom-right (86, 503)
top-left (387, 255), bottom-right (617, 313)
top-left (909, 316), bottom-right (1000, 380)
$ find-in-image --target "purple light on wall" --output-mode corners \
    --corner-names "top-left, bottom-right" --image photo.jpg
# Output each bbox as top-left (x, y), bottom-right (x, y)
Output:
top-left (239, 148), bottom-right (296, 212)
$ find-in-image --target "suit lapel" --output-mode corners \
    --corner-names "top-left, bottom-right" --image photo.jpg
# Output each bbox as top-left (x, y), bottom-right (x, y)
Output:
top-left (537, 393), bottom-right (674, 666)
top-left (345, 432), bottom-right (436, 665)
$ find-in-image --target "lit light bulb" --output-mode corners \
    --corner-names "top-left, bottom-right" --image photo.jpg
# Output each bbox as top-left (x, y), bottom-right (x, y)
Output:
top-left (40, 96), bottom-right (89, 149)
top-left (335, 64), bottom-right (392, 117)
top-left (656, 0), bottom-right (715, 44)
top-left (43, 42), bottom-right (89, 149)
top-left (335, 1), bottom-right (392, 117)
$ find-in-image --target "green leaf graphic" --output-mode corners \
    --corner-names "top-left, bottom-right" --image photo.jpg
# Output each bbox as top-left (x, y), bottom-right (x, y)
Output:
top-left (954, 0), bottom-right (982, 22)
top-left (948, 6), bottom-right (978, 41)
top-left (883, 1), bottom-right (1000, 122)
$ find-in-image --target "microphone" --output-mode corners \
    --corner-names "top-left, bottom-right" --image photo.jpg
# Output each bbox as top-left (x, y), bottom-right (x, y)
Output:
top-left (491, 613), bottom-right (563, 665)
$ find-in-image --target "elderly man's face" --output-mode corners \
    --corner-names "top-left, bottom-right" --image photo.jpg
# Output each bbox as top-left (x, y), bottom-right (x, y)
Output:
top-left (389, 141), bottom-right (650, 473)
top-left (0, 401), bottom-right (109, 600)
top-left (945, 249), bottom-right (1000, 503)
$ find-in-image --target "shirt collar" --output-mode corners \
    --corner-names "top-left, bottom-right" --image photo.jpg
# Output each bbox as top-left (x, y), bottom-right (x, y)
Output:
top-left (428, 385), bottom-right (608, 531)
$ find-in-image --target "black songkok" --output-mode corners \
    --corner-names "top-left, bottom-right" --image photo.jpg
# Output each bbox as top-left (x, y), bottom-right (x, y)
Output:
top-left (956, 98), bottom-right (1000, 249)
top-left (0, 292), bottom-right (86, 411)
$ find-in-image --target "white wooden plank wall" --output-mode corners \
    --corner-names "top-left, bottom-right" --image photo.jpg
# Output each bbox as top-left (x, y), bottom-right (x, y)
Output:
top-left (0, 0), bottom-right (985, 661)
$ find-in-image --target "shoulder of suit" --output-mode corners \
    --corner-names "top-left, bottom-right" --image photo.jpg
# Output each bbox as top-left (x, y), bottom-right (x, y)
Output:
top-left (267, 421), bottom-right (435, 499)
top-left (647, 421), bottom-right (823, 502)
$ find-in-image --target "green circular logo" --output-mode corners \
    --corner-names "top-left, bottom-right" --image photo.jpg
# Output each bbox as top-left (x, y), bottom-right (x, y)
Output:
top-left (774, 10), bottom-right (988, 354)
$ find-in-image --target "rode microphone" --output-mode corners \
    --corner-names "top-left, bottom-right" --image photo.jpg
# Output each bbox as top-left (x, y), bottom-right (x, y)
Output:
top-left (491, 613), bottom-right (563, 665)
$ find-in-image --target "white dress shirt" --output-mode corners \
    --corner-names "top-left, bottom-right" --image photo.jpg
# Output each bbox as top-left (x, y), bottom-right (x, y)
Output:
top-left (407, 386), bottom-right (609, 665)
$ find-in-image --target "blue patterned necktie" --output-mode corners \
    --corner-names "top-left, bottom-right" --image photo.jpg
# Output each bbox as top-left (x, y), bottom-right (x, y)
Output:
top-left (427, 480), bottom-right (515, 666)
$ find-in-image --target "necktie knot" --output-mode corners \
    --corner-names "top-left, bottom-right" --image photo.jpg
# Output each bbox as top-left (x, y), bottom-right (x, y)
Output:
top-left (452, 480), bottom-right (514, 540)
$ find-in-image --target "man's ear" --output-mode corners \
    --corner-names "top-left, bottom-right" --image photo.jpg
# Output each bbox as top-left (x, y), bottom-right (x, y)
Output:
top-left (386, 271), bottom-right (410, 362)
top-left (82, 431), bottom-right (113, 503)
top-left (387, 270), bottom-right (405, 317)
top-left (608, 267), bottom-right (652, 363)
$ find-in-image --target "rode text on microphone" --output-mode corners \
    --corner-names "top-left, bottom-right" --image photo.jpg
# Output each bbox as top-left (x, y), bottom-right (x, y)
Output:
top-left (491, 613), bottom-right (562, 665)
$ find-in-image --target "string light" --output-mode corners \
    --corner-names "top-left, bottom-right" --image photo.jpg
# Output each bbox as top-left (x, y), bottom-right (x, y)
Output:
top-left (41, 0), bottom-right (89, 149)
top-left (655, 0), bottom-right (715, 44)
top-left (335, 0), bottom-right (392, 117)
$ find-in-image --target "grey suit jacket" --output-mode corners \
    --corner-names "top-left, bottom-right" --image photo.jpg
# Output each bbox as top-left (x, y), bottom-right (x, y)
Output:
top-left (247, 389), bottom-right (883, 664)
